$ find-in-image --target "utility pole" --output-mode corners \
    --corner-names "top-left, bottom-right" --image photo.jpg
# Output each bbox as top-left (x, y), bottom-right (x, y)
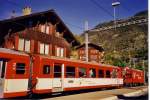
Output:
top-left (142, 60), bottom-right (146, 85)
top-left (133, 58), bottom-right (136, 68)
top-left (85, 21), bottom-right (89, 62)
top-left (112, 1), bottom-right (120, 30)
top-left (128, 51), bottom-right (132, 68)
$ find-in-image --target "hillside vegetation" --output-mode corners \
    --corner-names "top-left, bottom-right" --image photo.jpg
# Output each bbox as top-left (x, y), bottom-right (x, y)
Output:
top-left (80, 10), bottom-right (148, 70)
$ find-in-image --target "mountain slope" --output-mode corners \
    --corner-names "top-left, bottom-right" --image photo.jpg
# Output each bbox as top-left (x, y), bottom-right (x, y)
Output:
top-left (81, 10), bottom-right (148, 69)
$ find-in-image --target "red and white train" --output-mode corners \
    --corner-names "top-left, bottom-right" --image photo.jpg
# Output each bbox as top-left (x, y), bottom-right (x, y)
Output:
top-left (123, 66), bottom-right (144, 86)
top-left (0, 48), bottom-right (144, 98)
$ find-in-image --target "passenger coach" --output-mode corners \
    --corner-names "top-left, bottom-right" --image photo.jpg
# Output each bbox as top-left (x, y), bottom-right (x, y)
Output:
top-left (0, 48), bottom-right (30, 98)
top-left (32, 55), bottom-right (123, 94)
top-left (0, 48), bottom-right (145, 98)
top-left (0, 48), bottom-right (123, 98)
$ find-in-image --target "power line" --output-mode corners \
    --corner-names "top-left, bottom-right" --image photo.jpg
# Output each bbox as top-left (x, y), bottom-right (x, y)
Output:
top-left (2, 0), bottom-right (84, 31)
top-left (65, 22), bottom-right (84, 30)
top-left (4, 0), bottom-right (23, 9)
top-left (90, 0), bottom-right (114, 18)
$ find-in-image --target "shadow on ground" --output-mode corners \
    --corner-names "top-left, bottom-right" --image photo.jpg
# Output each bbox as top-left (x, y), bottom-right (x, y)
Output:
top-left (5, 87), bottom-right (148, 100)
top-left (10, 87), bottom-right (114, 99)
top-left (117, 93), bottom-right (148, 100)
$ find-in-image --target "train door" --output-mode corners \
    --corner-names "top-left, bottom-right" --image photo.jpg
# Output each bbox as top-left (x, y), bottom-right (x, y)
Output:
top-left (52, 63), bottom-right (64, 92)
top-left (0, 60), bottom-right (7, 98)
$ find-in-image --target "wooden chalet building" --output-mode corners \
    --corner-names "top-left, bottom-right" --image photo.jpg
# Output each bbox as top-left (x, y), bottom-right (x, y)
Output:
top-left (0, 8), bottom-right (79, 58)
top-left (76, 43), bottom-right (104, 63)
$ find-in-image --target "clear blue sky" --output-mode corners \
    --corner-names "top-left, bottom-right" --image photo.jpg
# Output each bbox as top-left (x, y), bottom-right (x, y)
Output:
top-left (0, 0), bottom-right (148, 34)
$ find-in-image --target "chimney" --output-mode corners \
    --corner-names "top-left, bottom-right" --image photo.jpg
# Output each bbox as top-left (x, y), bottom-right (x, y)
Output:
top-left (22, 6), bottom-right (32, 15)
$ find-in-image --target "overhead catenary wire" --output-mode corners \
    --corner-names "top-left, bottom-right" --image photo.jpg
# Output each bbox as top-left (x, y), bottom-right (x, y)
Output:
top-left (4, 0), bottom-right (24, 9)
top-left (65, 22), bottom-right (84, 30)
top-left (89, 0), bottom-right (114, 18)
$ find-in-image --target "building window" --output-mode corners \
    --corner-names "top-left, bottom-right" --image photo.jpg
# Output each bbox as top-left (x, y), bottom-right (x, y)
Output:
top-left (80, 50), bottom-right (85, 54)
top-left (41, 24), bottom-right (50, 34)
top-left (43, 65), bottom-right (50, 74)
top-left (89, 68), bottom-right (96, 78)
top-left (98, 70), bottom-right (104, 78)
top-left (40, 43), bottom-right (44, 54)
top-left (25, 40), bottom-right (30, 52)
top-left (18, 38), bottom-right (30, 52)
top-left (80, 56), bottom-right (86, 61)
top-left (91, 50), bottom-right (98, 54)
top-left (60, 48), bottom-right (64, 57)
top-left (46, 26), bottom-right (49, 34)
top-left (79, 67), bottom-right (87, 78)
top-left (41, 25), bottom-right (46, 33)
top-left (45, 44), bottom-right (49, 55)
top-left (66, 66), bottom-right (75, 78)
top-left (90, 55), bottom-right (97, 60)
top-left (18, 38), bottom-right (24, 51)
top-left (40, 43), bottom-right (49, 55)
top-left (56, 47), bottom-right (64, 57)
top-left (56, 47), bottom-right (60, 57)
top-left (16, 63), bottom-right (25, 74)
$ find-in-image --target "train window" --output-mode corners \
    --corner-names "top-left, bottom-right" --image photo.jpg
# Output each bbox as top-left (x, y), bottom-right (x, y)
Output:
top-left (106, 70), bottom-right (111, 78)
top-left (43, 65), bottom-right (50, 74)
top-left (89, 68), bottom-right (96, 78)
top-left (16, 63), bottom-right (25, 74)
top-left (54, 65), bottom-right (61, 78)
top-left (79, 67), bottom-right (87, 78)
top-left (0, 61), bottom-right (6, 78)
top-left (98, 70), bottom-right (104, 78)
top-left (66, 66), bottom-right (75, 78)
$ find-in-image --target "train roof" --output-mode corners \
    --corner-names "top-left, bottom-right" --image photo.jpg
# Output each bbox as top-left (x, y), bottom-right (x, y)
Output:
top-left (130, 68), bottom-right (143, 72)
top-left (37, 54), bottom-right (119, 69)
top-left (124, 66), bottom-right (143, 72)
top-left (0, 48), bottom-right (28, 56)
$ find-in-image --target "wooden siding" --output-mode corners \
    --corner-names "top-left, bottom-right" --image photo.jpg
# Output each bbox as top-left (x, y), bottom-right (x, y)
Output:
top-left (2, 29), bottom-right (71, 58)
top-left (78, 47), bottom-right (104, 63)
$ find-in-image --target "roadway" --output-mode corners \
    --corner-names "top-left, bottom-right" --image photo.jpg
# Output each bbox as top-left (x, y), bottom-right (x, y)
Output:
top-left (41, 86), bottom-right (148, 100)
top-left (13, 86), bottom-right (148, 99)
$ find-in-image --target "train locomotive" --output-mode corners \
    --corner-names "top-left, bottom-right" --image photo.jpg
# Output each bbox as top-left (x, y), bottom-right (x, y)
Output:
top-left (0, 48), bottom-right (144, 98)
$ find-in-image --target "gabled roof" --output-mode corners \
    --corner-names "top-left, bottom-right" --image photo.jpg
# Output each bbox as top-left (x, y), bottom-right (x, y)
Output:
top-left (0, 9), bottom-right (80, 46)
top-left (76, 43), bottom-right (104, 52)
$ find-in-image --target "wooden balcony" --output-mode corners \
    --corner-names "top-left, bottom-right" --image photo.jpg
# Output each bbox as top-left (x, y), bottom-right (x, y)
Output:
top-left (17, 29), bottom-right (70, 49)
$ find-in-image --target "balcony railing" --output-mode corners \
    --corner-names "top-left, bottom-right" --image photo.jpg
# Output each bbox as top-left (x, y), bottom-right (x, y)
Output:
top-left (17, 29), bottom-right (70, 48)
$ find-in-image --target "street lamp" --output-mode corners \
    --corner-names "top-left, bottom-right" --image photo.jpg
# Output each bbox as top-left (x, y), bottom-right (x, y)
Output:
top-left (112, 1), bottom-right (120, 30)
